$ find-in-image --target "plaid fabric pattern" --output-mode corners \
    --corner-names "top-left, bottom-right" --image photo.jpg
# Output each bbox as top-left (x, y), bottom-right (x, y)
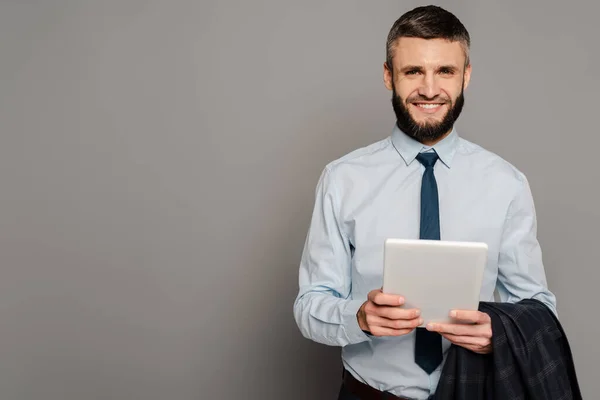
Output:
top-left (433, 299), bottom-right (582, 400)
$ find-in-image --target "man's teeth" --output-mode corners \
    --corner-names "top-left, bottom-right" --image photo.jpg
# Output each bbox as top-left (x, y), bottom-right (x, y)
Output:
top-left (416, 103), bottom-right (443, 109)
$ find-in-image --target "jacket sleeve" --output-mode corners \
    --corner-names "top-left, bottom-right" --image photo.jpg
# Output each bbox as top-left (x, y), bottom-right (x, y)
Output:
top-left (293, 166), bottom-right (371, 347)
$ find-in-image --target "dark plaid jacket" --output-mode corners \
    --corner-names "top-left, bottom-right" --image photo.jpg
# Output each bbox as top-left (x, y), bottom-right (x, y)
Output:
top-left (433, 299), bottom-right (582, 400)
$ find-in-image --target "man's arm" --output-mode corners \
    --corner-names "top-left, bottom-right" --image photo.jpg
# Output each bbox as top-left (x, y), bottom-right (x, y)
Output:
top-left (426, 172), bottom-right (556, 353)
top-left (293, 166), bottom-right (370, 347)
top-left (495, 173), bottom-right (557, 315)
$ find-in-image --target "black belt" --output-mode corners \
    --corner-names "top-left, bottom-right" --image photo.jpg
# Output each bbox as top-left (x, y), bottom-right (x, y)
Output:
top-left (342, 369), bottom-right (418, 400)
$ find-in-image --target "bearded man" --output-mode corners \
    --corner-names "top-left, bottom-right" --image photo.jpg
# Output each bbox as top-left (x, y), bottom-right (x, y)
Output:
top-left (293, 5), bottom-right (557, 400)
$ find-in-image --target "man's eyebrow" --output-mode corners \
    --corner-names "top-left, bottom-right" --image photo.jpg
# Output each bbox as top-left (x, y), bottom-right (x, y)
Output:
top-left (399, 65), bottom-right (460, 73)
top-left (438, 65), bottom-right (459, 72)
top-left (400, 65), bottom-right (424, 73)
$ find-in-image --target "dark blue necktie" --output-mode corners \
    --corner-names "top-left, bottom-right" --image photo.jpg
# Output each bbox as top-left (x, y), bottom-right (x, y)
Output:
top-left (414, 152), bottom-right (443, 374)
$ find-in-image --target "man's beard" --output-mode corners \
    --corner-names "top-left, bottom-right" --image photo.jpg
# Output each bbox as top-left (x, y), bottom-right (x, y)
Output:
top-left (392, 84), bottom-right (465, 143)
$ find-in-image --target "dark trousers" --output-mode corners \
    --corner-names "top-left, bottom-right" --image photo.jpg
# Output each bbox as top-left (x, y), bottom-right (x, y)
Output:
top-left (337, 382), bottom-right (434, 400)
top-left (337, 383), bottom-right (361, 400)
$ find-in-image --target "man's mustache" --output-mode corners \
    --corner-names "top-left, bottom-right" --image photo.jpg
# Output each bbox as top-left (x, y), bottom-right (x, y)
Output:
top-left (405, 95), bottom-right (451, 104)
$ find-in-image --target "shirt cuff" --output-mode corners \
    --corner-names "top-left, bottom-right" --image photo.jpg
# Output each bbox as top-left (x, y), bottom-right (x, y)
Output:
top-left (341, 299), bottom-right (372, 345)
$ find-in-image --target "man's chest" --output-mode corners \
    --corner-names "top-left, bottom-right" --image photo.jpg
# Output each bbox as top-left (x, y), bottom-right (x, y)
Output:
top-left (339, 170), bottom-right (511, 276)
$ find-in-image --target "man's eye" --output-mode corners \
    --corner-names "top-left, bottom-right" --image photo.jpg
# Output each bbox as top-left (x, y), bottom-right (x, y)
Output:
top-left (440, 69), bottom-right (453, 75)
top-left (406, 70), bottom-right (419, 75)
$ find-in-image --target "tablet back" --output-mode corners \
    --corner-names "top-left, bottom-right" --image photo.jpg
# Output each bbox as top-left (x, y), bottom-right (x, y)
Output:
top-left (382, 238), bottom-right (488, 325)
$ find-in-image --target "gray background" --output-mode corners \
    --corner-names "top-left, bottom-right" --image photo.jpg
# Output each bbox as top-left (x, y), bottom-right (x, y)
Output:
top-left (0, 0), bottom-right (597, 399)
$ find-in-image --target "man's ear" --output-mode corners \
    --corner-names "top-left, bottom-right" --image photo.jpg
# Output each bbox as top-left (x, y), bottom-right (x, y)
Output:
top-left (383, 62), bottom-right (394, 91)
top-left (463, 63), bottom-right (472, 91)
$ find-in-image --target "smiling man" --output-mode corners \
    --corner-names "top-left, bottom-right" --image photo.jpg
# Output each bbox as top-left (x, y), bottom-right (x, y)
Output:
top-left (293, 5), bottom-right (556, 400)
top-left (388, 36), bottom-right (468, 147)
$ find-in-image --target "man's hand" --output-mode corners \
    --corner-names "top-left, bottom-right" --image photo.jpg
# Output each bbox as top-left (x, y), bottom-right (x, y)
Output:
top-left (426, 310), bottom-right (493, 354)
top-left (357, 289), bottom-right (422, 337)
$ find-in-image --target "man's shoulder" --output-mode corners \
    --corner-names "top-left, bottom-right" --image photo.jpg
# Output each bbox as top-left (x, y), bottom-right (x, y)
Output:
top-left (457, 137), bottom-right (528, 185)
top-left (325, 136), bottom-right (393, 172)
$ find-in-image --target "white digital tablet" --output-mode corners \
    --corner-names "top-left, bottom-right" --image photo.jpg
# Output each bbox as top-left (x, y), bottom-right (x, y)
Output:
top-left (382, 238), bottom-right (488, 326)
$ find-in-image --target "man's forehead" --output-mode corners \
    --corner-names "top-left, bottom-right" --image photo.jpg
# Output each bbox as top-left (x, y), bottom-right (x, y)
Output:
top-left (392, 37), bottom-right (465, 65)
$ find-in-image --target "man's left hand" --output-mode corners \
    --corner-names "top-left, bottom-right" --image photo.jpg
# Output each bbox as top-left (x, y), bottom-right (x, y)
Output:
top-left (426, 310), bottom-right (493, 354)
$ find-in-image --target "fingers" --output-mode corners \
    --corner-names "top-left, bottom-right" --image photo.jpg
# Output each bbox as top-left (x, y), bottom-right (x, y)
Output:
top-left (440, 333), bottom-right (493, 354)
top-left (449, 310), bottom-right (491, 325)
top-left (366, 289), bottom-right (420, 320)
top-left (368, 326), bottom-right (415, 337)
top-left (363, 301), bottom-right (420, 320)
top-left (439, 333), bottom-right (490, 347)
top-left (361, 289), bottom-right (422, 337)
top-left (380, 306), bottom-right (421, 320)
top-left (368, 289), bottom-right (404, 306)
top-left (366, 314), bottom-right (423, 331)
top-left (427, 321), bottom-right (492, 338)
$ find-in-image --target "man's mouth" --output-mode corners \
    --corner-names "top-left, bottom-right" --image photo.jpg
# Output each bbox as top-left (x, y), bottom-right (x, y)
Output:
top-left (411, 102), bottom-right (445, 114)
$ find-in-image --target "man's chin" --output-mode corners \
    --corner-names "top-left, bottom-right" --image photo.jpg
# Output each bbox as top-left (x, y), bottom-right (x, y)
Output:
top-left (414, 127), bottom-right (447, 139)
top-left (407, 118), bottom-right (445, 133)
top-left (413, 120), bottom-right (443, 130)
top-left (408, 111), bottom-right (447, 125)
top-left (397, 117), bottom-right (449, 141)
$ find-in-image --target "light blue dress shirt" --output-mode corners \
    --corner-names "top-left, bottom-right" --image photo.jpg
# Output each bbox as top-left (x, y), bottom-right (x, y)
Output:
top-left (293, 125), bottom-right (557, 399)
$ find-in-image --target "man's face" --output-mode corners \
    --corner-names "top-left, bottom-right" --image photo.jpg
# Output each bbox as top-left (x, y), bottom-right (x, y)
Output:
top-left (384, 37), bottom-right (471, 144)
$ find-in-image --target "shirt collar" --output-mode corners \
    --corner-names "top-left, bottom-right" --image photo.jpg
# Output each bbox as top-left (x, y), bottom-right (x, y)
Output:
top-left (390, 123), bottom-right (459, 168)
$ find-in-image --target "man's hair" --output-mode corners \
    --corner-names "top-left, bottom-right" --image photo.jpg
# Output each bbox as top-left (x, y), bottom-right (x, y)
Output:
top-left (386, 5), bottom-right (471, 72)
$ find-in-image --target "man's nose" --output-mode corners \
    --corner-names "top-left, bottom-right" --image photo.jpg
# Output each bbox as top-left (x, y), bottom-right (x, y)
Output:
top-left (417, 74), bottom-right (441, 99)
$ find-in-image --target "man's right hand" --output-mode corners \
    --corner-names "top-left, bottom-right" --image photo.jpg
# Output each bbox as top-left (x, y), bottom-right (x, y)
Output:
top-left (357, 289), bottom-right (423, 337)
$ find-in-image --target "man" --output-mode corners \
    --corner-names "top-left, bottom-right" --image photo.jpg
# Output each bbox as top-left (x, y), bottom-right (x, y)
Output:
top-left (293, 5), bottom-right (557, 400)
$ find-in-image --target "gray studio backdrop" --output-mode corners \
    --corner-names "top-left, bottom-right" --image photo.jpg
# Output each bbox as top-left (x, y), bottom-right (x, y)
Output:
top-left (0, 1), bottom-right (597, 399)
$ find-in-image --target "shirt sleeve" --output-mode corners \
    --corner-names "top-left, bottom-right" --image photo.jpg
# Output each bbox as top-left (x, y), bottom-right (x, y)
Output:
top-left (293, 166), bottom-right (371, 347)
top-left (496, 173), bottom-right (558, 316)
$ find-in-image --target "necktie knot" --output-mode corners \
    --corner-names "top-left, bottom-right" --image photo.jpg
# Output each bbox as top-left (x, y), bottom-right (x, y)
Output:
top-left (416, 152), bottom-right (439, 169)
